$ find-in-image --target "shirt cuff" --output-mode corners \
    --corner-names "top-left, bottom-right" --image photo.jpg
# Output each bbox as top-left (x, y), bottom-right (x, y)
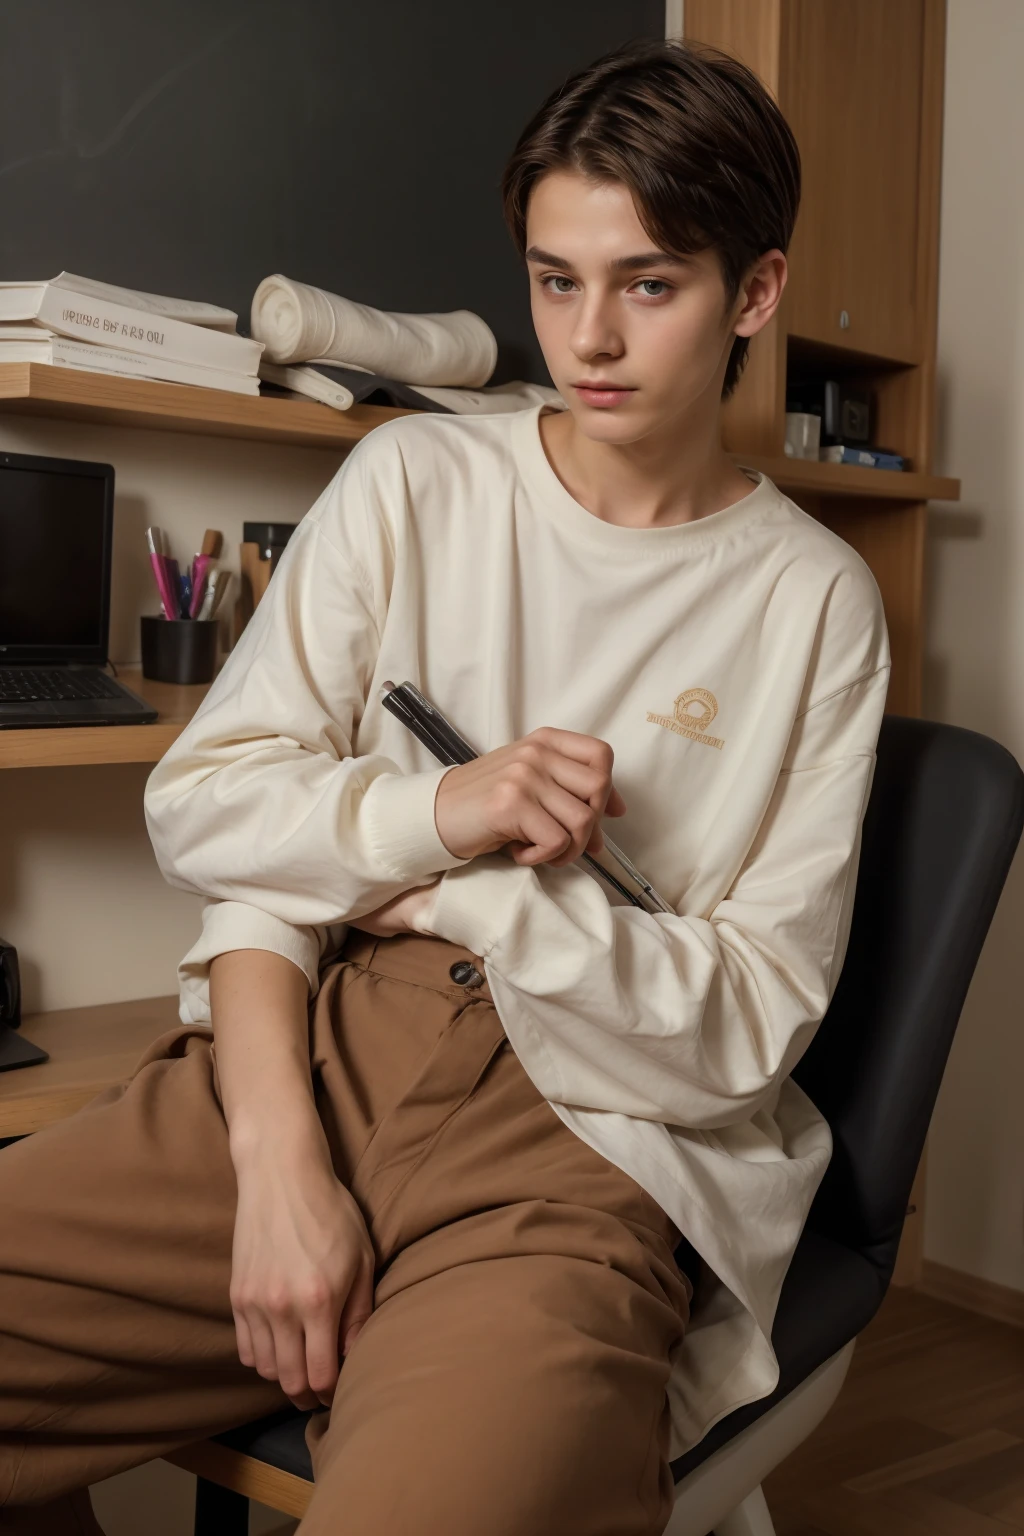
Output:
top-left (416, 854), bottom-right (530, 955)
top-left (177, 900), bottom-right (325, 1025)
top-left (362, 765), bottom-right (471, 881)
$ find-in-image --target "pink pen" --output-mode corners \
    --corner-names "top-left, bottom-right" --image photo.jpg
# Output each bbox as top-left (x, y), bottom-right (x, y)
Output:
top-left (146, 527), bottom-right (178, 620)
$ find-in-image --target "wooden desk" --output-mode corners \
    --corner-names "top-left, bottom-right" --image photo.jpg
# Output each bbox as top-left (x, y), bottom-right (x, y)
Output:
top-left (0, 668), bottom-right (213, 771)
top-left (0, 995), bottom-right (182, 1137)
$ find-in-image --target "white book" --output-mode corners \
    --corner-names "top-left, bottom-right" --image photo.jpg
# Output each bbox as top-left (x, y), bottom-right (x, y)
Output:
top-left (0, 280), bottom-right (261, 375)
top-left (259, 361), bottom-right (354, 411)
top-left (0, 337), bottom-right (259, 396)
top-left (0, 272), bottom-right (238, 330)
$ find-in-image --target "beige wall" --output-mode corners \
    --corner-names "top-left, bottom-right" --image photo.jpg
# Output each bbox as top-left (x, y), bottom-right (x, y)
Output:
top-left (923, 0), bottom-right (1024, 1293)
top-left (0, 416), bottom-right (342, 1014)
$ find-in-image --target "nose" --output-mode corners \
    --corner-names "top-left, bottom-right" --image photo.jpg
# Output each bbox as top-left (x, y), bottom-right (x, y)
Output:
top-left (568, 292), bottom-right (625, 365)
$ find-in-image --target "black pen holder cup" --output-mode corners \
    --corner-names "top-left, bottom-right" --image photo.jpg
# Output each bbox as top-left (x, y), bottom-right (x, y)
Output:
top-left (140, 616), bottom-right (219, 685)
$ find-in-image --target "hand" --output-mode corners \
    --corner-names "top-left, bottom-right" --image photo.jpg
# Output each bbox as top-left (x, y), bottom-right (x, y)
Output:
top-left (347, 879), bottom-right (440, 937)
top-left (229, 1133), bottom-right (376, 1410)
top-left (434, 727), bottom-right (626, 867)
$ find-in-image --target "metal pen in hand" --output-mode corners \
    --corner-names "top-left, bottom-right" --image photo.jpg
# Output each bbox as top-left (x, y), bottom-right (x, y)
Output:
top-left (380, 681), bottom-right (672, 914)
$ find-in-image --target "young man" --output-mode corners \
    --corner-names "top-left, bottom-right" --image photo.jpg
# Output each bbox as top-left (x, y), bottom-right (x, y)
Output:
top-left (0, 39), bottom-right (888, 1536)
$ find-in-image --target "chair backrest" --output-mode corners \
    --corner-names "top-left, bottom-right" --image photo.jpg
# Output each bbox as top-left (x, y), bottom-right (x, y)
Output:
top-left (792, 716), bottom-right (1024, 1284)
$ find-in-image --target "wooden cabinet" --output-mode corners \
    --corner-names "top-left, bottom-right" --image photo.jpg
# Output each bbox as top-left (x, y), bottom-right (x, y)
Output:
top-left (683, 1), bottom-right (934, 365)
top-left (683, 0), bottom-right (953, 1288)
top-left (782, 0), bottom-right (927, 363)
top-left (684, 0), bottom-right (948, 704)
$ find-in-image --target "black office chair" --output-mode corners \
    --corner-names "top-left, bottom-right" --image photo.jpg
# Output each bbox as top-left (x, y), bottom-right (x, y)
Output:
top-left (167, 716), bottom-right (1024, 1536)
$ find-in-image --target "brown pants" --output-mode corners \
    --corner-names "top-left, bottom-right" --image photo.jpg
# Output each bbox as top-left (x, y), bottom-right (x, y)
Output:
top-left (0, 931), bottom-right (691, 1535)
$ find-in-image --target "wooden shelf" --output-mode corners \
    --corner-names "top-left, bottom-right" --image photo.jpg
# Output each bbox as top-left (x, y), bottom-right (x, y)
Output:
top-left (0, 364), bottom-right (960, 500)
top-left (740, 453), bottom-right (959, 503)
top-left (0, 666), bottom-right (210, 769)
top-left (0, 994), bottom-right (181, 1137)
top-left (0, 362), bottom-right (411, 450)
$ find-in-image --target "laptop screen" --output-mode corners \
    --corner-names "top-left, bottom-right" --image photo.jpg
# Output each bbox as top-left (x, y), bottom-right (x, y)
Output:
top-left (0, 452), bottom-right (114, 663)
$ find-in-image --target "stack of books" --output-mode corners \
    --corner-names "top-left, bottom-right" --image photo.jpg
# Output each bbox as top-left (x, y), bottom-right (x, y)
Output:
top-left (819, 444), bottom-right (906, 471)
top-left (0, 273), bottom-right (263, 396)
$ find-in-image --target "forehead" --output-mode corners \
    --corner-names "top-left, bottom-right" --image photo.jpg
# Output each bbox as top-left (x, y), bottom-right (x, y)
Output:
top-left (526, 170), bottom-right (650, 249)
top-left (524, 169), bottom-right (722, 282)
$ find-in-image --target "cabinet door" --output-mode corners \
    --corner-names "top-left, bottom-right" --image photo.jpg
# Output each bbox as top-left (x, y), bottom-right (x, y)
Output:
top-left (782, 0), bottom-right (926, 362)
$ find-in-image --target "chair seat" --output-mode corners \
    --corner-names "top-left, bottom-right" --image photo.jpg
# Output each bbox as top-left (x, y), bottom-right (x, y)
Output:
top-left (670, 1227), bottom-right (880, 1481)
top-left (212, 1226), bottom-right (882, 1488)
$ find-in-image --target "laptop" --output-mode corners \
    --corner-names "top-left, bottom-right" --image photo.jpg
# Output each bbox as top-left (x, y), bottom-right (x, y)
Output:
top-left (0, 449), bottom-right (158, 727)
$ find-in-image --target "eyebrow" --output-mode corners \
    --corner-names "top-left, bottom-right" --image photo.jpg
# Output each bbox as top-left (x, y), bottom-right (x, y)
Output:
top-left (524, 245), bottom-right (689, 274)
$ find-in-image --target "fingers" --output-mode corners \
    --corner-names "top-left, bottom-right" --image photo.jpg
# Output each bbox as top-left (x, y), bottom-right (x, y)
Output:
top-left (339, 1257), bottom-right (375, 1359)
top-left (524, 745), bottom-right (611, 814)
top-left (231, 1268), bottom-right (355, 1411)
top-left (303, 1289), bottom-right (346, 1406)
top-left (231, 1251), bottom-right (375, 1408)
top-left (606, 785), bottom-right (627, 817)
top-left (233, 1308), bottom-right (255, 1371)
top-left (526, 725), bottom-right (615, 773)
top-left (434, 726), bottom-right (627, 864)
top-left (270, 1313), bottom-right (322, 1411)
top-left (503, 733), bottom-right (624, 866)
top-left (507, 772), bottom-right (605, 866)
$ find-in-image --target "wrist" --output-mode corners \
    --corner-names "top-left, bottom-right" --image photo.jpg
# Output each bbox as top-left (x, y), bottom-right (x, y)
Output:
top-left (228, 1096), bottom-right (329, 1177)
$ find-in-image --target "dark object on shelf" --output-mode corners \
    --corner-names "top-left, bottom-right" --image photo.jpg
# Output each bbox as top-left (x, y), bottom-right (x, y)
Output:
top-left (0, 937), bottom-right (48, 1073)
top-left (261, 363), bottom-right (454, 414)
top-left (787, 379), bottom-right (874, 446)
top-left (140, 616), bottom-right (218, 686)
top-left (235, 523), bottom-right (298, 641)
top-left (242, 523), bottom-right (297, 568)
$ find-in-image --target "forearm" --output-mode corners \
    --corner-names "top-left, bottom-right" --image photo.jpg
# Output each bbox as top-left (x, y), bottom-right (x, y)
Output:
top-left (210, 946), bottom-right (376, 1409)
top-left (210, 948), bottom-right (328, 1171)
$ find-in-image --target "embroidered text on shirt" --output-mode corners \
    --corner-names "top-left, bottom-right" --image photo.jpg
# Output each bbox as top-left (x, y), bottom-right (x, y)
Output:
top-left (647, 688), bottom-right (724, 750)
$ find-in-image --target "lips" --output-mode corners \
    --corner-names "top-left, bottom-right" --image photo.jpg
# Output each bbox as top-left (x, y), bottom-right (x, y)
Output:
top-left (572, 383), bottom-right (636, 407)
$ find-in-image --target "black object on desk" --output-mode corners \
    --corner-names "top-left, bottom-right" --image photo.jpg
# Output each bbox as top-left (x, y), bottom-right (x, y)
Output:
top-left (0, 938), bottom-right (48, 1073)
top-left (141, 616), bottom-right (219, 685)
top-left (0, 451), bottom-right (158, 728)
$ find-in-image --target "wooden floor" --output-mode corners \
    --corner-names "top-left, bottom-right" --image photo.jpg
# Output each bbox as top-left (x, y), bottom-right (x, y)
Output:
top-left (764, 1285), bottom-right (1024, 1533)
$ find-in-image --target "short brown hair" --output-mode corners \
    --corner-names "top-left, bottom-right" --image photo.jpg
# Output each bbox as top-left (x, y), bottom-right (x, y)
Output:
top-left (502, 39), bottom-right (800, 397)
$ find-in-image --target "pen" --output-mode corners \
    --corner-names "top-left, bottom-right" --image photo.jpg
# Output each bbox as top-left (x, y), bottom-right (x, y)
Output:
top-left (196, 568), bottom-right (229, 620)
top-left (145, 527), bottom-right (177, 620)
top-left (189, 554), bottom-right (213, 618)
top-left (379, 681), bottom-right (671, 913)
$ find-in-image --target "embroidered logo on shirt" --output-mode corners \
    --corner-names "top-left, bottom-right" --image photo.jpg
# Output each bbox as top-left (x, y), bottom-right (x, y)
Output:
top-left (647, 688), bottom-right (724, 750)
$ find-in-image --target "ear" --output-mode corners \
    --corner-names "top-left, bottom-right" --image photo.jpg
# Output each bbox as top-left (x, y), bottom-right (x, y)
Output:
top-left (731, 249), bottom-right (788, 340)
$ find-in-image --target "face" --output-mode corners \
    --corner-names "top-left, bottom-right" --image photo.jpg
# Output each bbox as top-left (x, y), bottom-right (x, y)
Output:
top-left (525, 170), bottom-right (786, 446)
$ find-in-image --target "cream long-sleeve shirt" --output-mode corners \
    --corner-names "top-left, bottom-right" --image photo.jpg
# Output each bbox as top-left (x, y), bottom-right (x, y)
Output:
top-left (144, 405), bottom-right (889, 1460)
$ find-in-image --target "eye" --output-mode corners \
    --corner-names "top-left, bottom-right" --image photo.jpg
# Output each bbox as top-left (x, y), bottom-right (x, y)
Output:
top-left (634, 278), bottom-right (670, 298)
top-left (542, 275), bottom-right (578, 295)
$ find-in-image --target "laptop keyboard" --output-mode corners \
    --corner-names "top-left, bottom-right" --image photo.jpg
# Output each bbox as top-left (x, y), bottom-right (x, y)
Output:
top-left (0, 668), bottom-right (123, 703)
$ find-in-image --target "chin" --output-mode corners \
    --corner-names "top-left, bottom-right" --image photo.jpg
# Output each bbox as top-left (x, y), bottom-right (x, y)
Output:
top-left (564, 399), bottom-right (666, 446)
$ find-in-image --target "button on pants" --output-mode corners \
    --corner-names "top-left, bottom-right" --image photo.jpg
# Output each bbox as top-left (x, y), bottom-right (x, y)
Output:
top-left (0, 930), bottom-right (691, 1535)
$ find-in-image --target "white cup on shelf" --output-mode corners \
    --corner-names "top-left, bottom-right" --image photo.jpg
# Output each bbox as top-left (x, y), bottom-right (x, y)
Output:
top-left (784, 411), bottom-right (822, 460)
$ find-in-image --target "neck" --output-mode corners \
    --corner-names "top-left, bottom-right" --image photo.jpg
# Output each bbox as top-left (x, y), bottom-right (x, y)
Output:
top-left (539, 392), bottom-right (756, 530)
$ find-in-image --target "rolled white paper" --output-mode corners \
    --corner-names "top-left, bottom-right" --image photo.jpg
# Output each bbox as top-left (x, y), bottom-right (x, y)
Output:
top-left (250, 274), bottom-right (497, 388)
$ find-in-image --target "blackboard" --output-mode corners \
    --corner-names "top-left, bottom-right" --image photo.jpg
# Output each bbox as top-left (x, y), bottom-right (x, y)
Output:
top-left (0, 0), bottom-right (665, 382)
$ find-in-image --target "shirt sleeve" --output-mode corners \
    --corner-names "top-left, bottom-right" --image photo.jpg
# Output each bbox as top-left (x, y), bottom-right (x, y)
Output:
top-left (144, 446), bottom-right (469, 939)
top-left (175, 900), bottom-right (349, 1025)
top-left (413, 664), bottom-right (889, 1130)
